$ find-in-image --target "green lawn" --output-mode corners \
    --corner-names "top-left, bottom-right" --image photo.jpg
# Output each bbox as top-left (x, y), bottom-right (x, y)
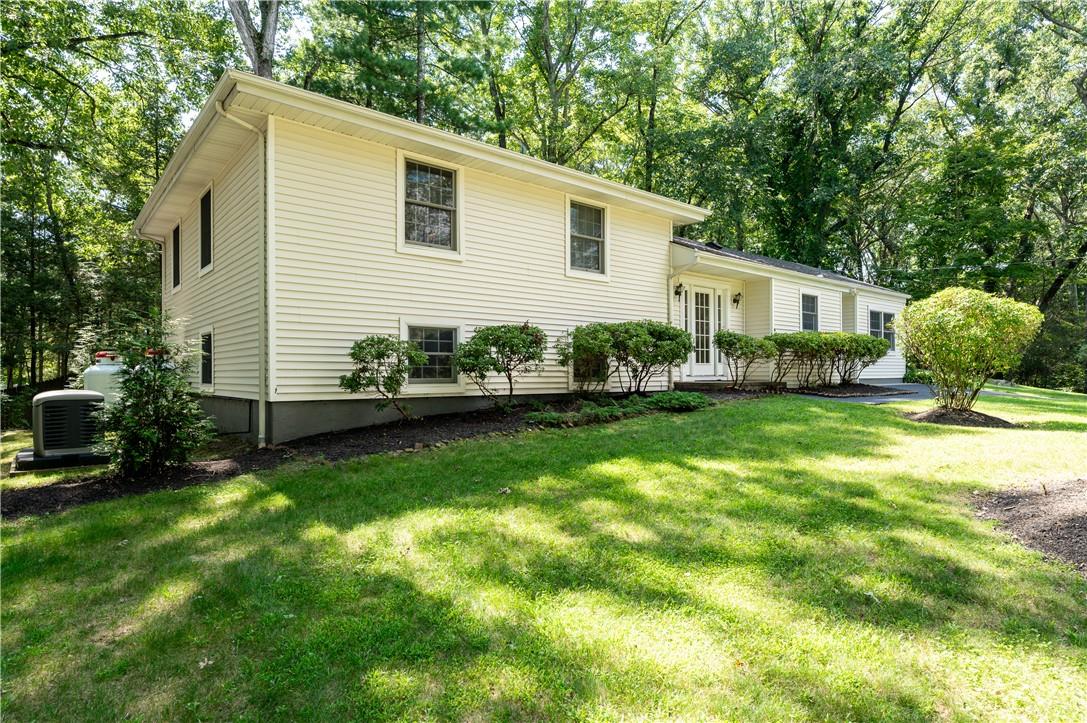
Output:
top-left (3, 386), bottom-right (1086, 720)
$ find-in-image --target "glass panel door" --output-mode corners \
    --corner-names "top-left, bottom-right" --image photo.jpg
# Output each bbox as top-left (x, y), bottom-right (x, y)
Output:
top-left (692, 288), bottom-right (713, 375)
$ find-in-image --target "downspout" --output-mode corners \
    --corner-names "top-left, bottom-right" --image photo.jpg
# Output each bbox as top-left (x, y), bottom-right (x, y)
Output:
top-left (215, 101), bottom-right (268, 447)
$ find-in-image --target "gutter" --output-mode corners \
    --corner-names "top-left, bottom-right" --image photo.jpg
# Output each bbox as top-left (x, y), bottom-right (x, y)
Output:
top-left (214, 101), bottom-right (269, 448)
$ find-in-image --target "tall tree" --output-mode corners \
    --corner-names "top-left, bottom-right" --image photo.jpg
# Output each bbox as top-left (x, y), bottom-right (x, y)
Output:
top-left (227, 0), bottom-right (281, 78)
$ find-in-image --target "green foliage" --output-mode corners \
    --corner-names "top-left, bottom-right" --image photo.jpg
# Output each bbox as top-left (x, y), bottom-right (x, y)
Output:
top-left (524, 390), bottom-right (712, 427)
top-left (555, 323), bottom-right (614, 394)
top-left (452, 323), bottom-right (547, 406)
top-left (339, 335), bottom-right (429, 418)
top-left (713, 330), bottom-right (776, 388)
top-left (96, 313), bottom-right (216, 480)
top-left (764, 332), bottom-right (890, 386)
top-left (898, 287), bottom-right (1043, 410)
top-left (607, 320), bottom-right (693, 394)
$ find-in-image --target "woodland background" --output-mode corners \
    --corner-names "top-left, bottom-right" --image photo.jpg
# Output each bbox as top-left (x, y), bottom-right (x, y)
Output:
top-left (3, 0), bottom-right (1085, 396)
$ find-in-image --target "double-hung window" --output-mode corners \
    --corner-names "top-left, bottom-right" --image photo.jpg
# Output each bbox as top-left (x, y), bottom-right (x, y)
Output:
top-left (569, 201), bottom-right (605, 274)
top-left (171, 224), bottom-right (181, 289)
top-left (869, 310), bottom-right (896, 350)
top-left (405, 161), bottom-right (457, 251)
top-left (200, 189), bottom-right (213, 270)
top-left (408, 326), bottom-right (458, 383)
top-left (801, 294), bottom-right (819, 331)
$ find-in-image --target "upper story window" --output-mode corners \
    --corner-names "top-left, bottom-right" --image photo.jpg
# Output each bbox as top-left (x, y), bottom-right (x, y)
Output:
top-left (569, 201), bottom-right (605, 274)
top-left (200, 189), bottom-right (213, 270)
top-left (171, 224), bottom-right (181, 289)
top-left (870, 310), bottom-right (896, 350)
top-left (801, 293), bottom-right (819, 331)
top-left (405, 161), bottom-right (457, 251)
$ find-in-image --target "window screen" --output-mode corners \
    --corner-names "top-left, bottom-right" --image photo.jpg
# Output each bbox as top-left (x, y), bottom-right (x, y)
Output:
top-left (172, 224), bottom-right (181, 288)
top-left (801, 294), bottom-right (819, 331)
top-left (569, 201), bottom-right (604, 273)
top-left (408, 326), bottom-right (457, 382)
top-left (200, 190), bottom-right (212, 269)
top-left (405, 161), bottom-right (456, 249)
top-left (200, 333), bottom-right (213, 385)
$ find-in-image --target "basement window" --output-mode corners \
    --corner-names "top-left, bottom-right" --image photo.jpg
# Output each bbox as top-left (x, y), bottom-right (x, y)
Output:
top-left (408, 326), bottom-right (457, 383)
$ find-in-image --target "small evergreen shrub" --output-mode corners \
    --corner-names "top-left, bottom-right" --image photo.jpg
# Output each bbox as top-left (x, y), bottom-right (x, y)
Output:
top-left (765, 331), bottom-right (890, 386)
top-left (644, 390), bottom-right (714, 411)
top-left (97, 313), bottom-right (216, 480)
top-left (713, 331), bottom-right (776, 388)
top-left (453, 322), bottom-right (547, 406)
top-left (339, 335), bottom-right (429, 418)
top-left (898, 287), bottom-right (1042, 410)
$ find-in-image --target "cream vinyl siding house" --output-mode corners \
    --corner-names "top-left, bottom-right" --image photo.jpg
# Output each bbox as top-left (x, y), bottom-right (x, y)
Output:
top-left (134, 71), bottom-right (907, 444)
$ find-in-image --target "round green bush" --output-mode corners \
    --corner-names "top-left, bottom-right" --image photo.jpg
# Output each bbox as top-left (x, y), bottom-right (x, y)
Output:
top-left (897, 287), bottom-right (1042, 410)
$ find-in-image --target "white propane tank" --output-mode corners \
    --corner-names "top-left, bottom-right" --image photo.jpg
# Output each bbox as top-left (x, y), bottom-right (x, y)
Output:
top-left (84, 351), bottom-right (124, 405)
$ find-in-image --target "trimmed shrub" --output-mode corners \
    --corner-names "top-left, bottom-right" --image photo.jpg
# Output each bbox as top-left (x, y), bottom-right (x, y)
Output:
top-left (713, 331), bottom-right (776, 388)
top-left (555, 322), bottom-right (613, 394)
top-left (643, 390), bottom-right (715, 411)
top-left (608, 320), bottom-right (693, 394)
top-left (97, 313), bottom-right (216, 480)
top-left (453, 322), bottom-right (547, 406)
top-left (827, 332), bottom-right (891, 384)
top-left (339, 335), bottom-right (429, 418)
top-left (898, 287), bottom-right (1042, 410)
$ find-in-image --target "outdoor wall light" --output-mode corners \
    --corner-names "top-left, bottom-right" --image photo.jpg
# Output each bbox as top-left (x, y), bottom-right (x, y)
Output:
top-left (674, 283), bottom-right (685, 297)
top-left (732, 292), bottom-right (743, 307)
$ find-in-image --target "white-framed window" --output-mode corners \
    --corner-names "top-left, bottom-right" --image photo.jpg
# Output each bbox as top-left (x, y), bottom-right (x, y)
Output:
top-left (801, 293), bottom-right (819, 331)
top-left (396, 150), bottom-right (465, 260)
top-left (199, 185), bottom-right (213, 273)
top-left (171, 223), bottom-right (181, 290)
top-left (869, 309), bottom-right (896, 350)
top-left (399, 318), bottom-right (466, 393)
top-left (199, 329), bottom-right (213, 387)
top-left (565, 195), bottom-right (609, 280)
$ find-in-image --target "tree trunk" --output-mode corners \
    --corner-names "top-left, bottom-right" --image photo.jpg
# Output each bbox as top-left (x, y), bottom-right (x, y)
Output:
top-left (228, 0), bottom-right (280, 79)
top-left (643, 65), bottom-right (659, 192)
top-left (415, 1), bottom-right (426, 123)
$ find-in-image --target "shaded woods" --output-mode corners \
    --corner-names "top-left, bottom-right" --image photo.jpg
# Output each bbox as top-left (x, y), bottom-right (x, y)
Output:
top-left (4, 0), bottom-right (1085, 393)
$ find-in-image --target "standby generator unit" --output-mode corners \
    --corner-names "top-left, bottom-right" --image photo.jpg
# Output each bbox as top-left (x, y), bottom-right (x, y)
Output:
top-left (11, 390), bottom-right (111, 473)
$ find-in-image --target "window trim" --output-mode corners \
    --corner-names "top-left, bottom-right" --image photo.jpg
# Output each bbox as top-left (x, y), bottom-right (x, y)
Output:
top-left (198, 327), bottom-right (214, 390)
top-left (869, 307), bottom-right (897, 351)
top-left (800, 292), bottom-right (819, 332)
top-left (198, 182), bottom-right (215, 276)
top-left (564, 194), bottom-right (610, 282)
top-left (396, 150), bottom-right (466, 261)
top-left (171, 220), bottom-right (182, 291)
top-left (398, 317), bottom-right (466, 394)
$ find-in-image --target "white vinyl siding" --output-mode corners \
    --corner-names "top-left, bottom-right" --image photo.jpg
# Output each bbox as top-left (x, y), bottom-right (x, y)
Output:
top-left (857, 291), bottom-right (907, 381)
top-left (270, 118), bottom-right (672, 401)
top-left (772, 280), bottom-right (842, 333)
top-left (163, 138), bottom-right (262, 398)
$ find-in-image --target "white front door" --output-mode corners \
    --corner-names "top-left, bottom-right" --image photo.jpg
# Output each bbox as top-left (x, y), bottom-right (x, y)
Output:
top-left (691, 286), bottom-right (714, 376)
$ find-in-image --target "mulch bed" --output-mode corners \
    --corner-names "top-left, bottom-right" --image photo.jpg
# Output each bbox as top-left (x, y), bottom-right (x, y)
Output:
top-left (974, 479), bottom-right (1087, 577)
top-left (792, 383), bottom-right (915, 398)
top-left (2, 408), bottom-right (528, 520)
top-left (907, 408), bottom-right (1016, 428)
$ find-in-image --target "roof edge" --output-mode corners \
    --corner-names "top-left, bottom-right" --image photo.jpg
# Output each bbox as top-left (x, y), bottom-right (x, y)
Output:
top-left (673, 237), bottom-right (910, 299)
